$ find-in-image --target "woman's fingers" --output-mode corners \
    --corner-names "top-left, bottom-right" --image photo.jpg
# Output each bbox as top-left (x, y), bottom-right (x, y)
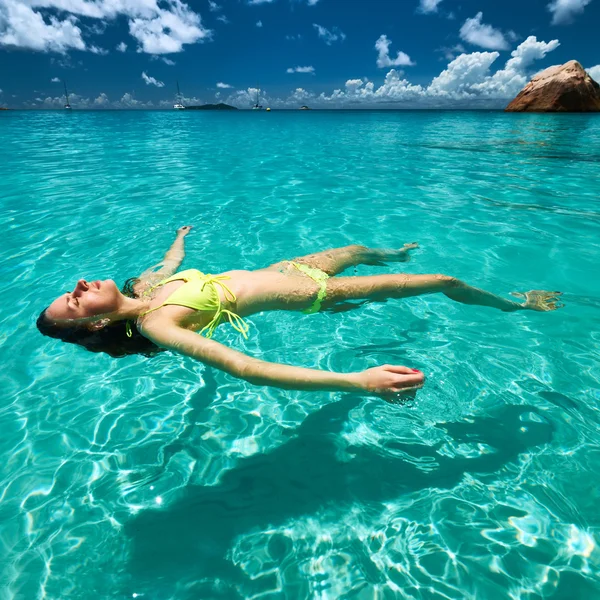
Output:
top-left (382, 364), bottom-right (420, 375)
top-left (391, 373), bottom-right (425, 390)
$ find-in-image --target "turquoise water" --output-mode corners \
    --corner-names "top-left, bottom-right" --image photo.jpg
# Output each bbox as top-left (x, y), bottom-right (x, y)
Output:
top-left (1, 110), bottom-right (600, 599)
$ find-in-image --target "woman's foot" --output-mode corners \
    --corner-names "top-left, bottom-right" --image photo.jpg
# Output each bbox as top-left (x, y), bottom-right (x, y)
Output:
top-left (510, 290), bottom-right (564, 311)
top-left (374, 243), bottom-right (419, 264)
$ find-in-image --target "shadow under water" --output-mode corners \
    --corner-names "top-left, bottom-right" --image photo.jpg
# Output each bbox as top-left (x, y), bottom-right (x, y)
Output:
top-left (124, 396), bottom-right (554, 596)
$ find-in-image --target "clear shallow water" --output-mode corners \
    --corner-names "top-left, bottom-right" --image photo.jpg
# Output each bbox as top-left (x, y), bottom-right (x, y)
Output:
top-left (1, 110), bottom-right (600, 599)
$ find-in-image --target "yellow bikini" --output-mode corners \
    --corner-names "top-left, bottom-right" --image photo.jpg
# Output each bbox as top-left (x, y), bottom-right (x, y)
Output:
top-left (134, 269), bottom-right (249, 339)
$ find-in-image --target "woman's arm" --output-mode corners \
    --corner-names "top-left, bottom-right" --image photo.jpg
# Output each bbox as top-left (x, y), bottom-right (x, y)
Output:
top-left (143, 323), bottom-right (425, 394)
top-left (134, 226), bottom-right (192, 294)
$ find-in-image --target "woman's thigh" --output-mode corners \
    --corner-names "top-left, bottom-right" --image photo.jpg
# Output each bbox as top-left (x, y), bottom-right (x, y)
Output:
top-left (262, 245), bottom-right (367, 276)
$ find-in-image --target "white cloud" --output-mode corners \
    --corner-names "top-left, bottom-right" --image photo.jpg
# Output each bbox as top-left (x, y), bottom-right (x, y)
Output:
top-left (216, 14), bottom-right (228, 23)
top-left (116, 42), bottom-right (127, 52)
top-left (94, 92), bottom-right (108, 105)
top-left (313, 23), bottom-right (345, 45)
top-left (0, 0), bottom-right (210, 55)
top-left (375, 35), bottom-right (415, 68)
top-left (587, 65), bottom-right (600, 81)
top-left (0, 0), bottom-right (86, 53)
top-left (430, 36), bottom-right (559, 98)
top-left (548, 0), bottom-right (592, 24)
top-left (256, 20), bottom-right (262, 27)
top-left (220, 35), bottom-right (559, 109)
top-left (216, 82), bottom-right (232, 88)
top-left (141, 71), bottom-right (164, 87)
top-left (307, 0), bottom-right (320, 4)
top-left (151, 55), bottom-right (175, 65)
top-left (208, 1), bottom-right (220, 11)
top-left (459, 12), bottom-right (509, 50)
top-left (286, 65), bottom-right (315, 74)
top-left (428, 51), bottom-right (500, 97)
top-left (51, 76), bottom-right (60, 82)
top-left (248, 0), bottom-right (274, 4)
top-left (417, 0), bottom-right (443, 13)
top-left (129, 1), bottom-right (210, 54)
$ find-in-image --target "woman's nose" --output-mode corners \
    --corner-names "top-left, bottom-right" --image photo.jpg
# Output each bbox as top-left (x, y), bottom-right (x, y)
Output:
top-left (74, 279), bottom-right (89, 293)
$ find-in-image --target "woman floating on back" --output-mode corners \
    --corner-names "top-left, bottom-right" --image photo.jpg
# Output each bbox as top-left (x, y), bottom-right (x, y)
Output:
top-left (37, 226), bottom-right (562, 398)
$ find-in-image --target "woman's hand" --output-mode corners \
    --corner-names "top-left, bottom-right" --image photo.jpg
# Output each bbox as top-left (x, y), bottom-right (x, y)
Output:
top-left (177, 225), bottom-right (193, 236)
top-left (357, 365), bottom-right (425, 394)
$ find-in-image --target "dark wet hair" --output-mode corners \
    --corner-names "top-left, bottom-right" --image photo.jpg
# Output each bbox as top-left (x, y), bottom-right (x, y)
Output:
top-left (36, 277), bottom-right (163, 358)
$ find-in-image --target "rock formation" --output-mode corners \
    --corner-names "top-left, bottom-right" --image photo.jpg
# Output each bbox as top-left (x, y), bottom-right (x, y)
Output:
top-left (505, 60), bottom-right (600, 112)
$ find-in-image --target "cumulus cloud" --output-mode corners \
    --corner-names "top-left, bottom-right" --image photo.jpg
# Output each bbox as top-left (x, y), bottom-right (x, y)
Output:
top-left (256, 20), bottom-right (262, 27)
top-left (0, 0), bottom-right (86, 53)
top-left (548, 0), bottom-right (592, 24)
top-left (307, 0), bottom-right (320, 4)
top-left (286, 65), bottom-right (315, 74)
top-left (116, 41), bottom-right (127, 52)
top-left (141, 71), bottom-right (164, 87)
top-left (51, 76), bottom-right (60, 82)
top-left (0, 0), bottom-right (210, 55)
top-left (428, 36), bottom-right (560, 98)
top-left (128, 1), bottom-right (210, 54)
top-left (417, 0), bottom-right (443, 13)
top-left (94, 92), bottom-right (108, 105)
top-left (208, 1), bottom-right (220, 10)
top-left (216, 82), bottom-right (232, 88)
top-left (375, 35), bottom-right (415, 68)
top-left (587, 65), bottom-right (600, 81)
top-left (313, 23), bottom-right (345, 45)
top-left (219, 35), bottom-right (560, 109)
top-left (459, 12), bottom-right (509, 50)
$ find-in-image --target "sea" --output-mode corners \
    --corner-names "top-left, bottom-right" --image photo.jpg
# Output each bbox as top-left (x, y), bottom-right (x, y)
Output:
top-left (1, 109), bottom-right (600, 599)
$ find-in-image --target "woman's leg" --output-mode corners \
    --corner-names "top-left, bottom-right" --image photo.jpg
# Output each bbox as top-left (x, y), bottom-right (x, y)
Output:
top-left (265, 243), bottom-right (419, 276)
top-left (326, 273), bottom-right (563, 312)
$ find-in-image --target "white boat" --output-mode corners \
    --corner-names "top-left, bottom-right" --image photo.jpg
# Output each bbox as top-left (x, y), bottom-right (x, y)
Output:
top-left (63, 81), bottom-right (71, 110)
top-left (174, 81), bottom-right (185, 109)
top-left (252, 86), bottom-right (263, 110)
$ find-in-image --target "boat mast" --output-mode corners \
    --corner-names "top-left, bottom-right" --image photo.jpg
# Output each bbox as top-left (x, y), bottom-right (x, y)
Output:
top-left (63, 81), bottom-right (70, 106)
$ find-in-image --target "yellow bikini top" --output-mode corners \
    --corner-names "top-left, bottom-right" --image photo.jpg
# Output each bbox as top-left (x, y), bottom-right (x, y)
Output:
top-left (135, 269), bottom-right (249, 339)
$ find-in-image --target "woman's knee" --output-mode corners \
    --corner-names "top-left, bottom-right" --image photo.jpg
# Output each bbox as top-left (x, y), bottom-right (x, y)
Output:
top-left (433, 274), bottom-right (463, 289)
top-left (345, 244), bottom-right (368, 256)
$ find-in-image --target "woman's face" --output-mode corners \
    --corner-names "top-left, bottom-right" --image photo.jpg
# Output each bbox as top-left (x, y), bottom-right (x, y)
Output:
top-left (45, 279), bottom-right (122, 323)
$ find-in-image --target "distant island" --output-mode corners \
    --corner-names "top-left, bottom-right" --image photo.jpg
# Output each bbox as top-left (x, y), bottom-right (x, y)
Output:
top-left (185, 103), bottom-right (237, 111)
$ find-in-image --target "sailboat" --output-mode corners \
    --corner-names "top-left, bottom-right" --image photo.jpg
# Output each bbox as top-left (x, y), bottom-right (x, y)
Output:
top-left (63, 81), bottom-right (71, 110)
top-left (174, 81), bottom-right (185, 110)
top-left (252, 86), bottom-right (263, 110)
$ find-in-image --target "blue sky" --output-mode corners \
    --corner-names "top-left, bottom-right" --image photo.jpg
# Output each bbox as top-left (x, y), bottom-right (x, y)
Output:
top-left (0, 0), bottom-right (599, 108)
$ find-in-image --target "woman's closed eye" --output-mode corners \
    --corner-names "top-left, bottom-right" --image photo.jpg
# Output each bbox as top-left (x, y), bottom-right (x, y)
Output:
top-left (65, 292), bottom-right (79, 307)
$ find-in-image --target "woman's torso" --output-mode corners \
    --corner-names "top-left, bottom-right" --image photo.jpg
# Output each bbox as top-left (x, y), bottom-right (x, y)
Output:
top-left (137, 266), bottom-right (317, 333)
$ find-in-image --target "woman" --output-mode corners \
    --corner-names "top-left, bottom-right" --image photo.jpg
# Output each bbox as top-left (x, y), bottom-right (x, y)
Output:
top-left (37, 226), bottom-right (562, 397)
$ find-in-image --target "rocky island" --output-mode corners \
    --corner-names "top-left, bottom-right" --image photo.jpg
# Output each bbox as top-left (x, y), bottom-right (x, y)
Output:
top-left (505, 60), bottom-right (600, 112)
